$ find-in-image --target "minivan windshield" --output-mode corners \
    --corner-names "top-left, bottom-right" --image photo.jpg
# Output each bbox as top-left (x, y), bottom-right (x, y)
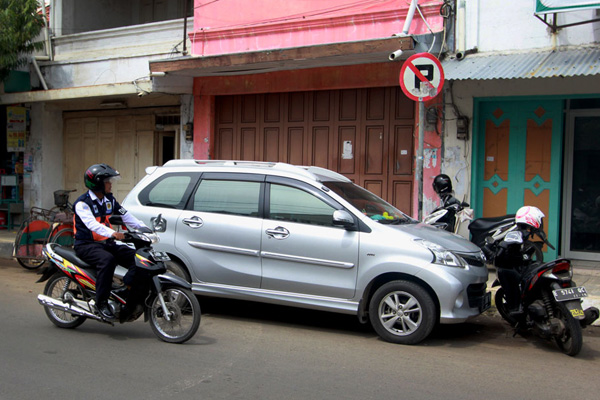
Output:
top-left (323, 181), bottom-right (416, 224)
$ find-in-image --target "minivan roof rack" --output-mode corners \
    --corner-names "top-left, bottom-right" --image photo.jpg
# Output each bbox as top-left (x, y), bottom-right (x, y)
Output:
top-left (160, 159), bottom-right (349, 182)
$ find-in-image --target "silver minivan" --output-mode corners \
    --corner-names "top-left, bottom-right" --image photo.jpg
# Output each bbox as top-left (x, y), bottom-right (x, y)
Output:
top-left (123, 160), bottom-right (490, 344)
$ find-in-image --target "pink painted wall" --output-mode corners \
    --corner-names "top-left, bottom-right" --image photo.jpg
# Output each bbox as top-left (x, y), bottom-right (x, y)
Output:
top-left (189, 0), bottom-right (445, 218)
top-left (191, 0), bottom-right (444, 56)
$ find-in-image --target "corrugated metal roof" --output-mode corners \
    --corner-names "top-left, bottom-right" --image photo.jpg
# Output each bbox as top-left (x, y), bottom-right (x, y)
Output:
top-left (442, 48), bottom-right (600, 80)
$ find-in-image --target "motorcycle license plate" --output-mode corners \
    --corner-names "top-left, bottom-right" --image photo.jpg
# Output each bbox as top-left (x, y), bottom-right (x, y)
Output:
top-left (151, 251), bottom-right (171, 262)
top-left (552, 286), bottom-right (588, 302)
top-left (481, 292), bottom-right (492, 312)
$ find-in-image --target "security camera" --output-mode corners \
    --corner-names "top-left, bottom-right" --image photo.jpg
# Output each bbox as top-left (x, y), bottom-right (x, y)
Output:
top-left (389, 49), bottom-right (403, 61)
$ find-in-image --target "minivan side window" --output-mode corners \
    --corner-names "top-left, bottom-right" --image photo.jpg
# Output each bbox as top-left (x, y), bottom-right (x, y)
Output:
top-left (192, 180), bottom-right (260, 217)
top-left (139, 174), bottom-right (195, 209)
top-left (269, 184), bottom-right (337, 227)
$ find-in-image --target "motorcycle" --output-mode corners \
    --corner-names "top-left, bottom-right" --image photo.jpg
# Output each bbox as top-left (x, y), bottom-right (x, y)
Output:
top-left (484, 219), bottom-right (598, 356)
top-left (36, 215), bottom-right (201, 344)
top-left (423, 193), bottom-right (473, 238)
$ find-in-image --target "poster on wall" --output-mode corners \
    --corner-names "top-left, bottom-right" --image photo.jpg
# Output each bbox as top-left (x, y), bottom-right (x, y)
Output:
top-left (6, 106), bottom-right (27, 152)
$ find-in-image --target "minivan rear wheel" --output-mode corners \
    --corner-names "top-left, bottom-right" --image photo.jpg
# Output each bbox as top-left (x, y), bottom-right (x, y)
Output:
top-left (165, 260), bottom-right (191, 283)
top-left (369, 280), bottom-right (436, 345)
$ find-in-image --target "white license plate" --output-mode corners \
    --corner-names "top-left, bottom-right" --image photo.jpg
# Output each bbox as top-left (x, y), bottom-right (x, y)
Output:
top-left (552, 286), bottom-right (588, 302)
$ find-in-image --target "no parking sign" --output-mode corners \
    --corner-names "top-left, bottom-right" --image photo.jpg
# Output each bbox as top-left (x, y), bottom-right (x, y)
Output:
top-left (399, 53), bottom-right (445, 101)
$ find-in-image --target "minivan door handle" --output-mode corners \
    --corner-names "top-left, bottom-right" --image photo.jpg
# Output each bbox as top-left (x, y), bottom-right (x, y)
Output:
top-left (265, 226), bottom-right (290, 239)
top-left (182, 216), bottom-right (204, 228)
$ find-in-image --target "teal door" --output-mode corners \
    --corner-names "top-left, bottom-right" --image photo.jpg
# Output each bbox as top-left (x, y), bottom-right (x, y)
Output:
top-left (473, 99), bottom-right (564, 260)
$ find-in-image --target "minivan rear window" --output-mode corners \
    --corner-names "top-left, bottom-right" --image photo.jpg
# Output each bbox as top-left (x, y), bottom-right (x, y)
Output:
top-left (138, 173), bottom-right (197, 209)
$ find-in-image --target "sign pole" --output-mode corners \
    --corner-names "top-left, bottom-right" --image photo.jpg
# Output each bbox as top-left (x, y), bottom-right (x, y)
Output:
top-left (417, 100), bottom-right (424, 221)
top-left (398, 53), bottom-right (445, 221)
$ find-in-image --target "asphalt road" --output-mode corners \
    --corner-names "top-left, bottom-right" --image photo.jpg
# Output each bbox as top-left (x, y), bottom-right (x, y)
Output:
top-left (1, 259), bottom-right (599, 400)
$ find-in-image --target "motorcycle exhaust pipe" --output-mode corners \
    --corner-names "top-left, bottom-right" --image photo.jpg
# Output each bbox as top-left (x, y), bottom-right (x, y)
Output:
top-left (582, 307), bottom-right (599, 327)
top-left (37, 294), bottom-right (100, 320)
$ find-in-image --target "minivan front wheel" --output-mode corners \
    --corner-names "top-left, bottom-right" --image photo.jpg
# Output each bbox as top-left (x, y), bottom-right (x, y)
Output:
top-left (369, 280), bottom-right (436, 345)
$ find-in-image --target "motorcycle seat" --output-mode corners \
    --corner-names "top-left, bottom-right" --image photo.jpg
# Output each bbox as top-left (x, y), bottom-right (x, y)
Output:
top-left (468, 214), bottom-right (515, 232)
top-left (468, 214), bottom-right (515, 247)
top-left (54, 246), bottom-right (94, 269)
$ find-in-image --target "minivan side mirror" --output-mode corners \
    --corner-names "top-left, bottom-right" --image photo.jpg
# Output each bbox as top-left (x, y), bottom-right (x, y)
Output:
top-left (333, 210), bottom-right (356, 230)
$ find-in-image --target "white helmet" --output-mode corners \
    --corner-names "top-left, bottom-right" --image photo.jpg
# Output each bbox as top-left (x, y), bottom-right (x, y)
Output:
top-left (515, 206), bottom-right (545, 229)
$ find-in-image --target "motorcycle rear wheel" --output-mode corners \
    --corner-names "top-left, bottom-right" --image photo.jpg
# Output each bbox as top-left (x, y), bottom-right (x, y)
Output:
top-left (149, 287), bottom-right (201, 344)
top-left (43, 272), bottom-right (87, 329)
top-left (553, 301), bottom-right (583, 356)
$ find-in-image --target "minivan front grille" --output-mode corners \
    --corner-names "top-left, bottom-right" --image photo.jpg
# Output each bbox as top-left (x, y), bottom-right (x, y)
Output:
top-left (457, 252), bottom-right (486, 267)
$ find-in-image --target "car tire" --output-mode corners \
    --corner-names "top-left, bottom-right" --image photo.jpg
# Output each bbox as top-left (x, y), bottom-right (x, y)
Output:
top-left (165, 259), bottom-right (191, 283)
top-left (369, 280), bottom-right (436, 345)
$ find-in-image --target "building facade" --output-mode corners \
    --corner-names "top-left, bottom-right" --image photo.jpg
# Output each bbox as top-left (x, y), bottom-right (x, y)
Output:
top-left (441, 0), bottom-right (600, 262)
top-left (0, 0), bottom-right (195, 210)
top-left (151, 0), bottom-right (448, 216)
top-left (2, 0), bottom-right (599, 265)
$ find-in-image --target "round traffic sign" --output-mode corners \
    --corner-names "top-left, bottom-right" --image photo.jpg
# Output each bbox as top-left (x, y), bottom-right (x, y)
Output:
top-left (399, 53), bottom-right (445, 102)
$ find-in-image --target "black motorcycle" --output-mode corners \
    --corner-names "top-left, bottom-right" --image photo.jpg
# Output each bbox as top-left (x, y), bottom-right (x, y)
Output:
top-left (36, 215), bottom-right (201, 344)
top-left (486, 226), bottom-right (598, 356)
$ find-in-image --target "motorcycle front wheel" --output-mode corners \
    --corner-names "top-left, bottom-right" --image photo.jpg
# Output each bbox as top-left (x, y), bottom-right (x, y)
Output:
top-left (43, 272), bottom-right (87, 329)
top-left (494, 288), bottom-right (518, 327)
top-left (553, 301), bottom-right (583, 356)
top-left (149, 287), bottom-right (201, 344)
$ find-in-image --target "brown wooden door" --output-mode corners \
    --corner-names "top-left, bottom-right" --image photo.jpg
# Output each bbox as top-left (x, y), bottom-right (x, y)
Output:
top-left (215, 87), bottom-right (414, 212)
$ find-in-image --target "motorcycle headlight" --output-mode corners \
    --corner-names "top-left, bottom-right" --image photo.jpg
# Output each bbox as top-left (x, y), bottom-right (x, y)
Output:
top-left (141, 233), bottom-right (160, 244)
top-left (414, 239), bottom-right (467, 268)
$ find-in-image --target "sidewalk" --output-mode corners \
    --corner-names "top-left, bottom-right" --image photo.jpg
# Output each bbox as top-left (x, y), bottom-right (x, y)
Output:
top-left (1, 228), bottom-right (598, 325)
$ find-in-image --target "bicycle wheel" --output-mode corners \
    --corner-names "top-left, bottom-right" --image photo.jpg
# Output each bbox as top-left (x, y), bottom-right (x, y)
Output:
top-left (50, 227), bottom-right (74, 247)
top-left (14, 219), bottom-right (52, 270)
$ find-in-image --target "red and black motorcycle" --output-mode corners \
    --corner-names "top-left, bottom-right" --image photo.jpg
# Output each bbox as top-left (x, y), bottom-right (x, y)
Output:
top-left (484, 211), bottom-right (598, 356)
top-left (36, 215), bottom-right (201, 344)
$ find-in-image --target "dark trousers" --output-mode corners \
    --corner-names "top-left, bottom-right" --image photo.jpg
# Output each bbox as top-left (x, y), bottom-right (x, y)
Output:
top-left (75, 240), bottom-right (137, 304)
top-left (497, 268), bottom-right (522, 311)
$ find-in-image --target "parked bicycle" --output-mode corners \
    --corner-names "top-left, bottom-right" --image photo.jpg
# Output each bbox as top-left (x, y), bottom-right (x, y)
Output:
top-left (13, 190), bottom-right (76, 270)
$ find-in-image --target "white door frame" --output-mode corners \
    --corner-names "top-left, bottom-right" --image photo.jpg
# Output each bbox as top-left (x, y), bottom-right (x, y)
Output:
top-left (562, 108), bottom-right (600, 261)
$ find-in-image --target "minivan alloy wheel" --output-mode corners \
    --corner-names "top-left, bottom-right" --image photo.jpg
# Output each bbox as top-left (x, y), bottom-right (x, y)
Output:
top-left (369, 280), bottom-right (436, 345)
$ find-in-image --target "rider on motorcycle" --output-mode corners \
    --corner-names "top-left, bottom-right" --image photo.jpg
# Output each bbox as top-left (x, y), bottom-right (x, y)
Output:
top-left (432, 174), bottom-right (462, 208)
top-left (492, 206), bottom-right (546, 317)
top-left (73, 164), bottom-right (148, 320)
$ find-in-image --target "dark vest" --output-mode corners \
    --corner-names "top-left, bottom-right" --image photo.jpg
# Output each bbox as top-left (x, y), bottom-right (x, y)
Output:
top-left (73, 192), bottom-right (121, 245)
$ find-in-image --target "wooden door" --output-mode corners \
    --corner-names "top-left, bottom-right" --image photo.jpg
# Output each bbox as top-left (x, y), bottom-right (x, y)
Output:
top-left (475, 99), bottom-right (564, 259)
top-left (63, 114), bottom-right (155, 201)
top-left (215, 87), bottom-right (415, 212)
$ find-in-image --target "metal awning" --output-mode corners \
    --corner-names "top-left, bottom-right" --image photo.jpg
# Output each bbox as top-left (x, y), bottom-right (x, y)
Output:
top-left (442, 47), bottom-right (600, 80)
top-left (149, 36), bottom-right (415, 77)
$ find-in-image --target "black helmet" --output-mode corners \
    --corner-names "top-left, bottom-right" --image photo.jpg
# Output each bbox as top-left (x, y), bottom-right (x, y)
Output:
top-left (432, 174), bottom-right (452, 195)
top-left (84, 164), bottom-right (120, 193)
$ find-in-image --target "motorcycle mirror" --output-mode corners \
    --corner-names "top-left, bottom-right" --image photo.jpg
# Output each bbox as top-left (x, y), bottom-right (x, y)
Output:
top-left (462, 201), bottom-right (470, 207)
top-left (536, 229), bottom-right (556, 250)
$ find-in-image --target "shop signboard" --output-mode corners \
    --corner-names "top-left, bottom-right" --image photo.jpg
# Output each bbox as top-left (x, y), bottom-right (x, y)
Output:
top-left (6, 106), bottom-right (26, 152)
top-left (535, 0), bottom-right (600, 14)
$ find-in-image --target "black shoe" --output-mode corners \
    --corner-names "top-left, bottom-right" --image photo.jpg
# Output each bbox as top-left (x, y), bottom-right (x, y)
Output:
top-left (112, 286), bottom-right (130, 300)
top-left (97, 301), bottom-right (116, 320)
top-left (508, 305), bottom-right (524, 319)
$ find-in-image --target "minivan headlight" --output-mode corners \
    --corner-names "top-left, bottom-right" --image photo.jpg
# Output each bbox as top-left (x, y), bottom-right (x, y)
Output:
top-left (414, 239), bottom-right (467, 268)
